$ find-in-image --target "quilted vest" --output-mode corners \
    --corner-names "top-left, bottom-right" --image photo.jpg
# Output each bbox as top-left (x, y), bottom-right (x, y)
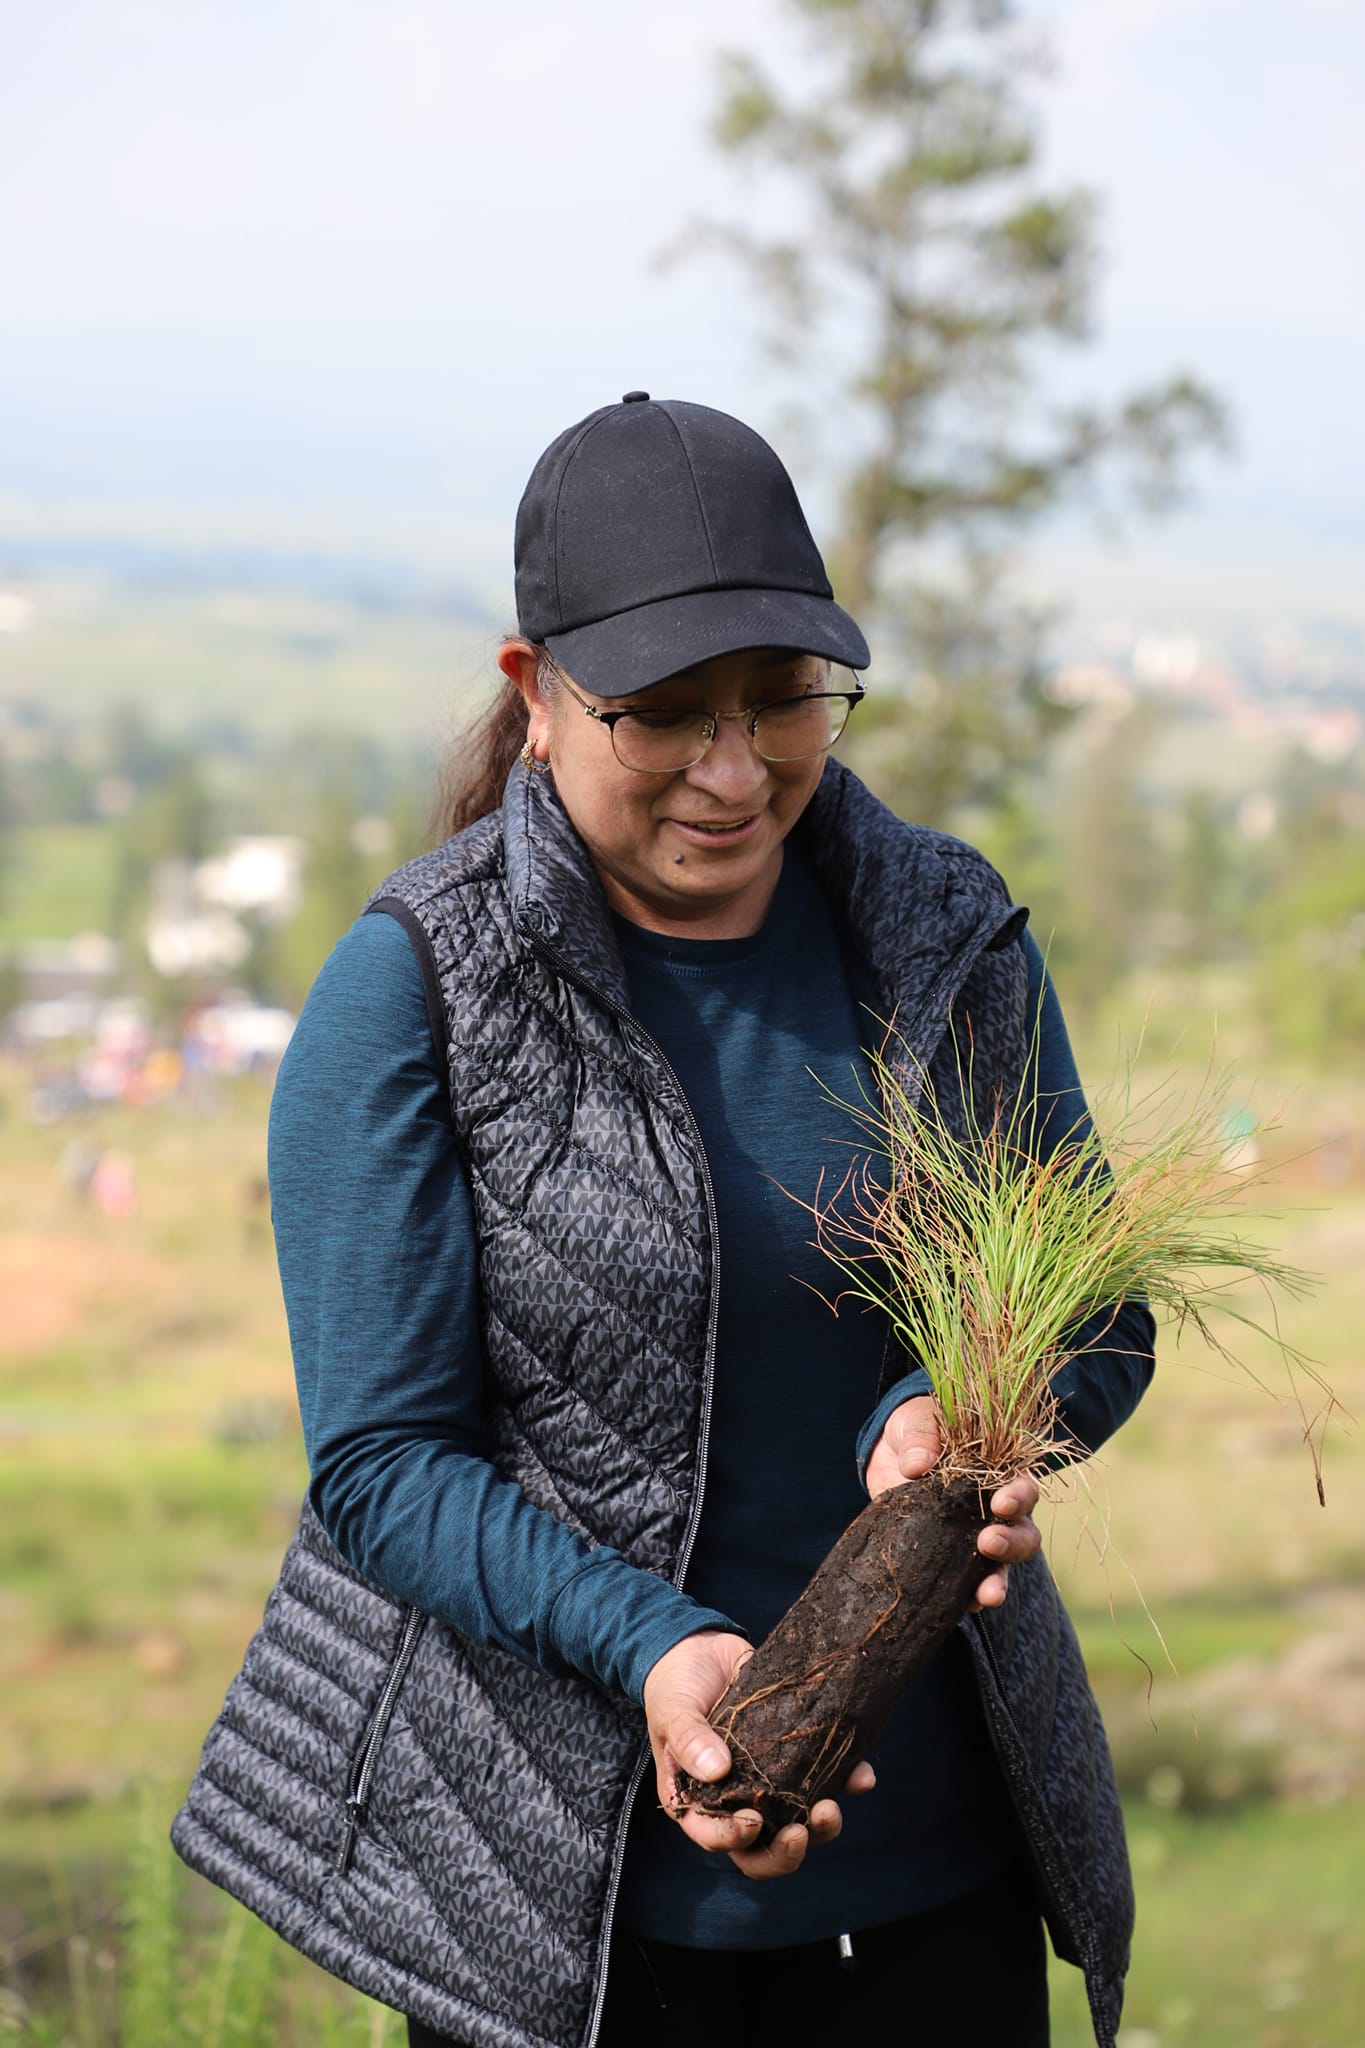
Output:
top-left (172, 757), bottom-right (1133, 2048)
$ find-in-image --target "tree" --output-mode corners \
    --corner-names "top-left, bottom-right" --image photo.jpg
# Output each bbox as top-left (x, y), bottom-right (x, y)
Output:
top-left (0, 754), bottom-right (13, 915)
top-left (1049, 698), bottom-right (1164, 1026)
top-left (1169, 787), bottom-right (1247, 968)
top-left (687, 0), bottom-right (1229, 826)
top-left (1249, 754), bottom-right (1365, 1061)
top-left (108, 752), bottom-right (217, 943)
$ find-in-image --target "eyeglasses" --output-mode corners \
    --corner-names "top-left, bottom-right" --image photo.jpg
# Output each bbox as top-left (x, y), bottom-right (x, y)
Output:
top-left (546, 660), bottom-right (865, 774)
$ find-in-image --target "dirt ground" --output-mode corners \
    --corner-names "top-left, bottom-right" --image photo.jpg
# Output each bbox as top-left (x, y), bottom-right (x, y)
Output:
top-left (0, 1232), bottom-right (178, 1360)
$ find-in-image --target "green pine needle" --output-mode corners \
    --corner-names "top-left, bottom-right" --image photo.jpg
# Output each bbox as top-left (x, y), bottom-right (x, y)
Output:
top-left (799, 1030), bottom-right (1336, 1491)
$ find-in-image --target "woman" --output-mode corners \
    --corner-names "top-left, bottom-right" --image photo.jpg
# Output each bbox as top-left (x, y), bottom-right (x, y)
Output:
top-left (173, 395), bottom-right (1154, 2048)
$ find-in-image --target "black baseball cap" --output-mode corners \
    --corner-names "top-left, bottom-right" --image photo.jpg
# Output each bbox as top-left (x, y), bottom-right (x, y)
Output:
top-left (513, 393), bottom-right (870, 698)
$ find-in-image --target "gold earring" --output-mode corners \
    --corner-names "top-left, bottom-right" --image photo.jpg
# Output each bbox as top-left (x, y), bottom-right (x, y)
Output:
top-left (519, 741), bottom-right (549, 776)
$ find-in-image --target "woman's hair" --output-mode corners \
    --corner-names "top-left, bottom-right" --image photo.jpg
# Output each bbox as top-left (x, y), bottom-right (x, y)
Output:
top-left (429, 642), bottom-right (558, 843)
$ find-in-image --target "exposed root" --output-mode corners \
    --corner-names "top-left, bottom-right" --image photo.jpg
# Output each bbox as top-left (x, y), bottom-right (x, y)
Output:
top-left (674, 1471), bottom-right (995, 1845)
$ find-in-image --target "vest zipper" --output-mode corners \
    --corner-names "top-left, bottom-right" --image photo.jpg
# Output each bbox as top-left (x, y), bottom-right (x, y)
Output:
top-left (525, 899), bottom-right (1028, 2048)
top-left (336, 1605), bottom-right (427, 1876)
top-left (517, 927), bottom-right (722, 2048)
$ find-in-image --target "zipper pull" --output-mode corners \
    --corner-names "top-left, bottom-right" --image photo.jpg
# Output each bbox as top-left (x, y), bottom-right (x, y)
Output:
top-left (336, 1797), bottom-right (365, 1876)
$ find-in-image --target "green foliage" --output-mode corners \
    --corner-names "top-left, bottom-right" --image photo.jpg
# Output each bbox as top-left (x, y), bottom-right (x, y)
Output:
top-left (194, 1902), bottom-right (282, 2048)
top-left (688, 0), bottom-right (1229, 824)
top-left (1104, 1704), bottom-right (1281, 1818)
top-left (1249, 755), bottom-right (1365, 1061)
top-left (1170, 786), bottom-right (1251, 966)
top-left (1253, 843), bottom-right (1365, 1059)
top-left (1048, 1803), bottom-right (1365, 2046)
top-left (804, 1040), bottom-right (1327, 1478)
top-left (106, 753), bottom-right (219, 947)
top-left (0, 691), bottom-right (432, 1004)
top-left (118, 1790), bottom-right (180, 2045)
top-left (0, 824), bottom-right (114, 944)
top-left (840, 564), bottom-right (1073, 828)
top-left (7, 1789), bottom-right (395, 2045)
top-left (103, 703), bottom-right (176, 790)
top-left (1046, 700), bottom-right (1165, 1023)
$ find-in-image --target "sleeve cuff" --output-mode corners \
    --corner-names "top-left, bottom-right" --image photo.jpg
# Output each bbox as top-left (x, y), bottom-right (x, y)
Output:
top-left (546, 1552), bottom-right (743, 1704)
top-left (855, 1367), bottom-right (935, 1492)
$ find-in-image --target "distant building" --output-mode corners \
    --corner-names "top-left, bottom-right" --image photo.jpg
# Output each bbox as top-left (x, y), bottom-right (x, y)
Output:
top-left (145, 836), bottom-right (303, 979)
top-left (195, 836), bottom-right (305, 922)
top-left (13, 932), bottom-right (122, 999)
top-left (9, 934), bottom-right (123, 1041)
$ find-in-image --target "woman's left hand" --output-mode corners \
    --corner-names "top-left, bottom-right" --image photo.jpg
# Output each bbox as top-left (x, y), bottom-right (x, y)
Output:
top-left (865, 1394), bottom-right (1041, 1611)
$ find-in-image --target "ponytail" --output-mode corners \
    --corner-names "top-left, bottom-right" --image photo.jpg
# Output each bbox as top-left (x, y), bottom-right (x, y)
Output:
top-left (428, 643), bottom-right (559, 843)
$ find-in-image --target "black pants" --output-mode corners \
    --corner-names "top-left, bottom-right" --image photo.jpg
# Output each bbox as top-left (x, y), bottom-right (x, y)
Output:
top-left (406, 1866), bottom-right (1050, 2047)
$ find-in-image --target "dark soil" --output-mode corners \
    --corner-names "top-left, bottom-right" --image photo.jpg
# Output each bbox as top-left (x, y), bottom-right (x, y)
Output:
top-left (673, 1471), bottom-right (995, 1846)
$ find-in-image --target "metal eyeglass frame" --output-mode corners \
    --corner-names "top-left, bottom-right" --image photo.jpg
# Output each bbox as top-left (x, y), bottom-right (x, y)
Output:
top-left (543, 656), bottom-right (866, 773)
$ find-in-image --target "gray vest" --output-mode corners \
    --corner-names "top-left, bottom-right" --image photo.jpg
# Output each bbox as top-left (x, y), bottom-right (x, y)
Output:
top-left (172, 759), bottom-right (1132, 2048)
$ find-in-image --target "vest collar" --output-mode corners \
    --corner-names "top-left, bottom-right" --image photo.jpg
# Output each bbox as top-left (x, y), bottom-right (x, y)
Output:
top-left (502, 757), bottom-right (634, 1011)
top-left (501, 754), bottom-right (1026, 1044)
top-left (799, 760), bottom-right (1028, 1056)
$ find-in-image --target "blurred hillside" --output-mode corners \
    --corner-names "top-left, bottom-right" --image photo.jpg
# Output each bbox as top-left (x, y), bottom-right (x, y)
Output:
top-left (3, 537), bottom-right (1362, 1064)
top-left (3, 541), bottom-right (1363, 2047)
top-left (0, 533), bottom-right (492, 736)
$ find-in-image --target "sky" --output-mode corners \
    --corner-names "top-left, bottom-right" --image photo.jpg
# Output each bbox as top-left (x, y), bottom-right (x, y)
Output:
top-left (3, 0), bottom-right (1364, 625)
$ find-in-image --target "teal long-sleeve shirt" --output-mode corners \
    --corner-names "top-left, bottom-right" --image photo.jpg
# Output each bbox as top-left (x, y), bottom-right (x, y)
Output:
top-left (269, 857), bottom-right (1153, 1715)
top-left (268, 918), bottom-right (738, 1706)
top-left (268, 847), bottom-right (1154, 1946)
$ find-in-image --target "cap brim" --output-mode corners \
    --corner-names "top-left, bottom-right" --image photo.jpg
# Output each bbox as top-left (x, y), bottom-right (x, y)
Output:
top-left (543, 586), bottom-right (870, 698)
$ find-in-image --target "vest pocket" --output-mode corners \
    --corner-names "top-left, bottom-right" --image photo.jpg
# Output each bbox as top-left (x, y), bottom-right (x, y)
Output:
top-left (336, 1605), bottom-right (427, 1875)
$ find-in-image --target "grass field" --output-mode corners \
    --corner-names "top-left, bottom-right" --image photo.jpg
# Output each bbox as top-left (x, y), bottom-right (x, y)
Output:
top-left (0, 585), bottom-right (491, 742)
top-left (0, 828), bottom-right (118, 946)
top-left (1, 1053), bottom-right (1361, 2044)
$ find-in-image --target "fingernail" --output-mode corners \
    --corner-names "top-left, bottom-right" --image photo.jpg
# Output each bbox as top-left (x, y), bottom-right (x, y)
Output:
top-left (697, 1744), bottom-right (727, 1776)
top-left (983, 1531), bottom-right (1009, 1555)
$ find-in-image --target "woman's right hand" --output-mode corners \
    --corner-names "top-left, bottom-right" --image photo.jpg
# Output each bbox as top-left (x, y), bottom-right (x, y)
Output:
top-left (642, 1631), bottom-right (875, 1880)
